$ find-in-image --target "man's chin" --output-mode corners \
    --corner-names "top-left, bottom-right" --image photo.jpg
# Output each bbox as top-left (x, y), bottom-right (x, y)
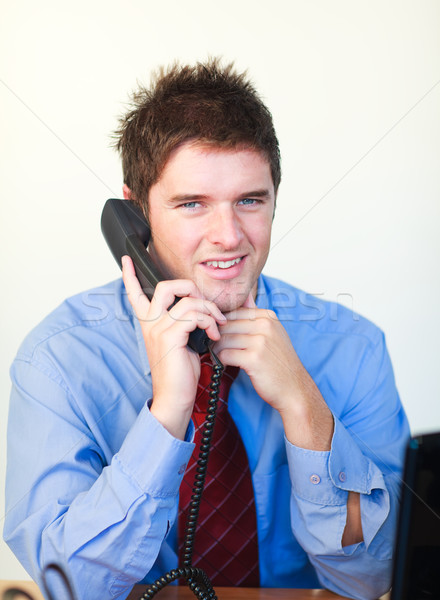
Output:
top-left (204, 284), bottom-right (256, 313)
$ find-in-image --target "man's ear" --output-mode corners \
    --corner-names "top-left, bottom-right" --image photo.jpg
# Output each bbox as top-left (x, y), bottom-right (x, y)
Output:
top-left (122, 184), bottom-right (132, 200)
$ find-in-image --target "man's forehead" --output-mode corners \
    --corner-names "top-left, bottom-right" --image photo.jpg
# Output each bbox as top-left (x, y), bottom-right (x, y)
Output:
top-left (159, 141), bottom-right (273, 183)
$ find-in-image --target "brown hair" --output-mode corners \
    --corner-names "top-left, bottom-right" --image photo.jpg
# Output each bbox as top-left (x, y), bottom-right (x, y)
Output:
top-left (113, 57), bottom-right (281, 215)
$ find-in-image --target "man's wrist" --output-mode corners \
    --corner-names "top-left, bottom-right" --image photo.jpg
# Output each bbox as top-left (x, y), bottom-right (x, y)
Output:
top-left (150, 398), bottom-right (193, 441)
top-left (279, 389), bottom-right (334, 451)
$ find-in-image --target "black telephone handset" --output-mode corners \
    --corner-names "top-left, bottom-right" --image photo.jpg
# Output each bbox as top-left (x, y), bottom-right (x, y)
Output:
top-left (101, 198), bottom-right (209, 354)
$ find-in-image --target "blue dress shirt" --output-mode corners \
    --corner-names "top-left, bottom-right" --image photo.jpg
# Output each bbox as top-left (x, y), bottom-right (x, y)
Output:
top-left (4, 274), bottom-right (410, 600)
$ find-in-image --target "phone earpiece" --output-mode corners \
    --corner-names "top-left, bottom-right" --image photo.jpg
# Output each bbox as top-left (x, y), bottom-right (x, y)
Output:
top-left (101, 198), bottom-right (209, 354)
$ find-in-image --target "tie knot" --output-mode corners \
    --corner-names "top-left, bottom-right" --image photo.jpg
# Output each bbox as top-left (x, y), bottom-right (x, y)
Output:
top-left (194, 354), bottom-right (239, 414)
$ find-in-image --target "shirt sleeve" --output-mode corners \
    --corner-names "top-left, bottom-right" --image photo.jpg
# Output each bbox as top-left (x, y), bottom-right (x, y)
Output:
top-left (4, 357), bottom-right (195, 600)
top-left (285, 331), bottom-right (410, 600)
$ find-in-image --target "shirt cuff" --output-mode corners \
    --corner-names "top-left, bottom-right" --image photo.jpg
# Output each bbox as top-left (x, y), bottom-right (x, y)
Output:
top-left (286, 439), bottom-right (347, 505)
top-left (329, 415), bottom-right (386, 494)
top-left (115, 403), bottom-right (195, 497)
top-left (286, 415), bottom-right (390, 550)
top-left (286, 415), bottom-right (387, 503)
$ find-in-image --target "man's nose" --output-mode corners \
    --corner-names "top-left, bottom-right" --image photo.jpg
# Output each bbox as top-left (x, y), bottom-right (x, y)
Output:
top-left (206, 206), bottom-right (244, 248)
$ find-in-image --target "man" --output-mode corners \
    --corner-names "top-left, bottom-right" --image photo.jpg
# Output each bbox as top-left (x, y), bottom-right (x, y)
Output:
top-left (4, 59), bottom-right (409, 600)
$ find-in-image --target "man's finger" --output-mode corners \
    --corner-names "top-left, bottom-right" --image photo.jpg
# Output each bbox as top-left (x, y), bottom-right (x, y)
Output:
top-left (121, 255), bottom-right (151, 318)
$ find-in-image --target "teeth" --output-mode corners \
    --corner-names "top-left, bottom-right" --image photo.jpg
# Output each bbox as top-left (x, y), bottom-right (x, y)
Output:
top-left (206, 257), bottom-right (242, 269)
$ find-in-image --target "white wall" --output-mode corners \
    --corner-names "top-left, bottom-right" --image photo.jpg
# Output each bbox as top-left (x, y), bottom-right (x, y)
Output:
top-left (1, 0), bottom-right (439, 581)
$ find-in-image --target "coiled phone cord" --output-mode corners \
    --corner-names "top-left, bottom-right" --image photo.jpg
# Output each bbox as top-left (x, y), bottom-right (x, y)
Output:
top-left (140, 346), bottom-right (223, 600)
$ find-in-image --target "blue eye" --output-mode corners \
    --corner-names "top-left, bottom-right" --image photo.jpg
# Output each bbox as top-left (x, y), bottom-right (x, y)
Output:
top-left (181, 201), bottom-right (200, 209)
top-left (239, 198), bottom-right (260, 206)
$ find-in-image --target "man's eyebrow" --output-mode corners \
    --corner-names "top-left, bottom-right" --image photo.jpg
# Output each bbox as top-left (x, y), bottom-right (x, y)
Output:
top-left (168, 194), bottom-right (208, 203)
top-left (238, 189), bottom-right (272, 199)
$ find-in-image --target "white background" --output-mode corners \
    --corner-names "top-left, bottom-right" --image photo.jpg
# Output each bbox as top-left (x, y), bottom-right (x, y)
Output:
top-left (1, 0), bottom-right (439, 582)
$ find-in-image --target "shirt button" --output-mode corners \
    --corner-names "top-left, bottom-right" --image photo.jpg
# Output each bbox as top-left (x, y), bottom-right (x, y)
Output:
top-left (338, 471), bottom-right (347, 482)
top-left (310, 474), bottom-right (321, 485)
top-left (178, 464), bottom-right (186, 475)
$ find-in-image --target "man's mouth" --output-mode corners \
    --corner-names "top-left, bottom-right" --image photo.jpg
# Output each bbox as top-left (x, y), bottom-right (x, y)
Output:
top-left (204, 257), bottom-right (243, 269)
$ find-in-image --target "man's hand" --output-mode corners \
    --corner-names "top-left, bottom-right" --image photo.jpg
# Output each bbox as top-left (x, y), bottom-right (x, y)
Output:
top-left (122, 255), bottom-right (226, 440)
top-left (213, 293), bottom-right (334, 451)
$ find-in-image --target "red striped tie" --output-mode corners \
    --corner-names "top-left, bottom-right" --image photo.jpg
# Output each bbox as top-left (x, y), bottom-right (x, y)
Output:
top-left (178, 354), bottom-right (260, 587)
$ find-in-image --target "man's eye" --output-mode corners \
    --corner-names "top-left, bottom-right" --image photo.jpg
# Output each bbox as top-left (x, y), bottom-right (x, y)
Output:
top-left (181, 201), bottom-right (200, 209)
top-left (239, 198), bottom-right (259, 206)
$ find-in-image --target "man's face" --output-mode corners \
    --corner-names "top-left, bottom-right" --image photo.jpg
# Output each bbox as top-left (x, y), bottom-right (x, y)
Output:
top-left (147, 142), bottom-right (275, 313)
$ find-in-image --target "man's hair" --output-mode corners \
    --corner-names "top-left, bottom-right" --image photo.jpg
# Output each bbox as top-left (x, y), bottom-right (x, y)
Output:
top-left (113, 58), bottom-right (281, 214)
